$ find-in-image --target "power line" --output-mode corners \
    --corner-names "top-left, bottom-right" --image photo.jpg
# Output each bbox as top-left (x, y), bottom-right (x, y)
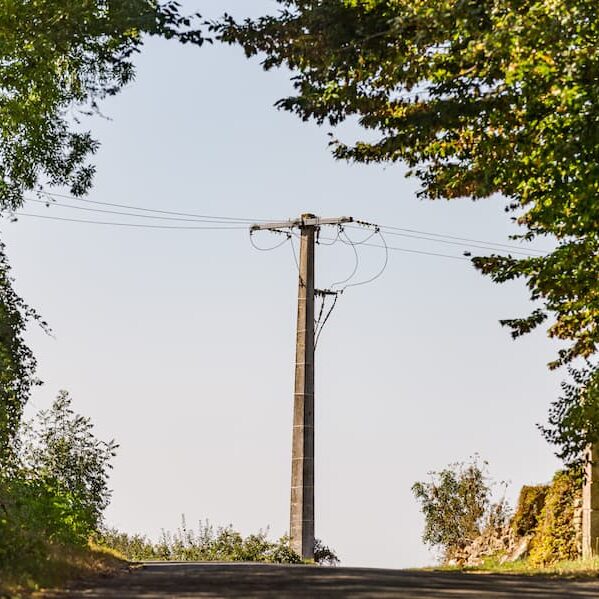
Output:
top-left (331, 229), bottom-right (360, 289)
top-left (249, 229), bottom-right (292, 251)
top-left (290, 235), bottom-right (301, 272)
top-left (11, 213), bottom-right (500, 261)
top-left (368, 224), bottom-right (547, 255)
top-left (376, 228), bottom-right (544, 256)
top-left (18, 191), bottom-right (548, 259)
top-left (317, 233), bottom-right (471, 261)
top-left (316, 227), bottom-right (340, 246)
top-left (339, 229), bottom-right (390, 288)
top-left (13, 213), bottom-right (247, 230)
top-left (36, 190), bottom-right (266, 223)
top-left (25, 197), bottom-right (259, 225)
top-left (30, 190), bottom-right (546, 255)
top-left (314, 292), bottom-right (339, 349)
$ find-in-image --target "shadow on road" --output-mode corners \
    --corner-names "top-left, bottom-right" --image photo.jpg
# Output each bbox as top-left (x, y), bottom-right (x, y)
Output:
top-left (42, 562), bottom-right (599, 598)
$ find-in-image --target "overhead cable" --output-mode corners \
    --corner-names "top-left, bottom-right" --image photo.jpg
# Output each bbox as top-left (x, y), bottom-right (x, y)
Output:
top-left (368, 224), bottom-right (547, 255)
top-left (330, 228), bottom-right (360, 289)
top-left (13, 213), bottom-right (247, 230)
top-left (249, 229), bottom-right (292, 251)
top-left (25, 197), bottom-right (259, 225)
top-left (36, 190), bottom-right (266, 223)
top-left (317, 233), bottom-right (470, 261)
top-left (339, 229), bottom-right (390, 289)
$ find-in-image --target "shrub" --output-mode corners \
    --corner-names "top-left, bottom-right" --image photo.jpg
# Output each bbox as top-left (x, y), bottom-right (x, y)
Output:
top-left (99, 519), bottom-right (340, 565)
top-left (412, 456), bottom-right (495, 560)
top-left (528, 470), bottom-right (582, 566)
top-left (0, 392), bottom-right (117, 580)
top-left (0, 241), bottom-right (44, 467)
top-left (314, 539), bottom-right (339, 566)
top-left (512, 485), bottom-right (549, 537)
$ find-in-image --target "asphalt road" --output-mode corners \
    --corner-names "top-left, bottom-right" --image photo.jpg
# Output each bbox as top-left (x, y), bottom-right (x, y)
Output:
top-left (42, 562), bottom-right (599, 598)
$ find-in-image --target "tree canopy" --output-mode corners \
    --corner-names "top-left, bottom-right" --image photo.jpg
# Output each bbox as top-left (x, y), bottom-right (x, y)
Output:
top-left (0, 0), bottom-right (205, 211)
top-left (0, 242), bottom-right (43, 465)
top-left (216, 0), bottom-right (599, 455)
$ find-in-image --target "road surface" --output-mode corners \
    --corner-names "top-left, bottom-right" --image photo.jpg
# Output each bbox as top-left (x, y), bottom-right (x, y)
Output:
top-left (42, 562), bottom-right (599, 598)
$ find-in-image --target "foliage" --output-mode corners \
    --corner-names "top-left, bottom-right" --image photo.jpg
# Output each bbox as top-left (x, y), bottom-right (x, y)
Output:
top-left (19, 390), bottom-right (118, 532)
top-left (0, 392), bottom-right (117, 585)
top-left (412, 457), bottom-right (503, 560)
top-left (511, 484), bottom-right (549, 538)
top-left (540, 365), bottom-right (599, 466)
top-left (100, 519), bottom-right (305, 564)
top-left (100, 519), bottom-right (338, 565)
top-left (0, 541), bottom-right (126, 597)
top-left (215, 1), bottom-right (599, 445)
top-left (416, 462), bottom-right (583, 569)
top-left (0, 0), bottom-right (206, 210)
top-left (528, 470), bottom-right (582, 566)
top-left (0, 241), bottom-right (45, 466)
top-left (442, 555), bottom-right (599, 576)
top-left (314, 538), bottom-right (340, 566)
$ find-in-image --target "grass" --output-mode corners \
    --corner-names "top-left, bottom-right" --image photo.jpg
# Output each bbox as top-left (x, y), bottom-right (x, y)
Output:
top-left (431, 556), bottom-right (599, 578)
top-left (0, 542), bottom-right (129, 598)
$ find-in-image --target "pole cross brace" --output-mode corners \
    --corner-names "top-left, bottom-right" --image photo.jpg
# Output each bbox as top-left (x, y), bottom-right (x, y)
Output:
top-left (315, 288), bottom-right (340, 297)
top-left (250, 216), bottom-right (353, 231)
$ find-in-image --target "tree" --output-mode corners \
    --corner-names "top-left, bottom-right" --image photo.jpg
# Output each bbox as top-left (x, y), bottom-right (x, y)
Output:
top-left (1, 391), bottom-right (118, 573)
top-left (0, 0), bottom-right (205, 211)
top-left (541, 366), bottom-right (599, 465)
top-left (0, 242), bottom-right (44, 466)
top-left (19, 390), bottom-right (118, 533)
top-left (215, 1), bottom-right (599, 452)
top-left (412, 457), bottom-right (500, 561)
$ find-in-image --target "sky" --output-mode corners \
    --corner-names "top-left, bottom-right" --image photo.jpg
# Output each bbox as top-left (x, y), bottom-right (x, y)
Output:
top-left (1, 1), bottom-right (564, 568)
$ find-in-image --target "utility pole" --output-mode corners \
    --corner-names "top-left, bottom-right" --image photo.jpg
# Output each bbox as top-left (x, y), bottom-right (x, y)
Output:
top-left (251, 214), bottom-right (352, 560)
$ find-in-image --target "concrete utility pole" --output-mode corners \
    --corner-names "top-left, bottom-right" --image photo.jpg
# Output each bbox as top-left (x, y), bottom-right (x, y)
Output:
top-left (251, 214), bottom-right (352, 560)
top-left (290, 219), bottom-right (316, 560)
top-left (583, 444), bottom-right (599, 558)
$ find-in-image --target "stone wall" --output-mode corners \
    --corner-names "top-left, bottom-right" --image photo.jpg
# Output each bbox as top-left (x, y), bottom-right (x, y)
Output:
top-left (448, 475), bottom-right (583, 567)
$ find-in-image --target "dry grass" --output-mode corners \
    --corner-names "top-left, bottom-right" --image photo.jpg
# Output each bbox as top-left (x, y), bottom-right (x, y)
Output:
top-left (1, 543), bottom-right (129, 598)
top-left (432, 556), bottom-right (599, 578)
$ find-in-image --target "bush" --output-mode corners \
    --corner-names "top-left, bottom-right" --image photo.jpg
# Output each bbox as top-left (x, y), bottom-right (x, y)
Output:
top-left (512, 485), bottom-right (549, 537)
top-left (0, 392), bottom-right (117, 582)
top-left (528, 470), bottom-right (582, 566)
top-left (100, 519), bottom-right (338, 565)
top-left (101, 519), bottom-right (303, 564)
top-left (19, 391), bottom-right (118, 533)
top-left (412, 456), bottom-right (503, 561)
top-left (314, 539), bottom-right (339, 566)
top-left (0, 241), bottom-right (44, 467)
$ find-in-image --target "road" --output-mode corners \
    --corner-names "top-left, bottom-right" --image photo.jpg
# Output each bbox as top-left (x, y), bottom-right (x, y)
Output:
top-left (42, 562), bottom-right (599, 598)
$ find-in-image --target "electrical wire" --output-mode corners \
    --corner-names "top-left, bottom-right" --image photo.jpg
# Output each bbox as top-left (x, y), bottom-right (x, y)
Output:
top-left (331, 228), bottom-right (360, 289)
top-left (289, 234), bottom-right (300, 272)
top-left (341, 226), bottom-right (380, 246)
top-left (314, 295), bottom-right (328, 337)
top-left (340, 229), bottom-right (390, 289)
top-left (314, 292), bottom-right (339, 349)
top-left (316, 227), bottom-right (341, 246)
top-left (13, 213), bottom-right (247, 230)
top-left (26, 197), bottom-right (259, 225)
top-left (317, 233), bottom-right (470, 261)
top-left (25, 191), bottom-right (547, 256)
top-left (13, 198), bottom-right (538, 263)
top-left (36, 190), bottom-right (266, 223)
top-left (370, 224), bottom-right (547, 255)
top-left (370, 227), bottom-right (543, 257)
top-left (249, 230), bottom-right (291, 251)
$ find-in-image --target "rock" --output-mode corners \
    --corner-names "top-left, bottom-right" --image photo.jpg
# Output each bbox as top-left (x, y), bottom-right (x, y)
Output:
top-left (505, 536), bottom-right (531, 563)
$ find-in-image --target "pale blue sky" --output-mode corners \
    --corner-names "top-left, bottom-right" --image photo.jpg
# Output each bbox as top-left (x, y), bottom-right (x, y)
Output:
top-left (2, 1), bottom-right (562, 568)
